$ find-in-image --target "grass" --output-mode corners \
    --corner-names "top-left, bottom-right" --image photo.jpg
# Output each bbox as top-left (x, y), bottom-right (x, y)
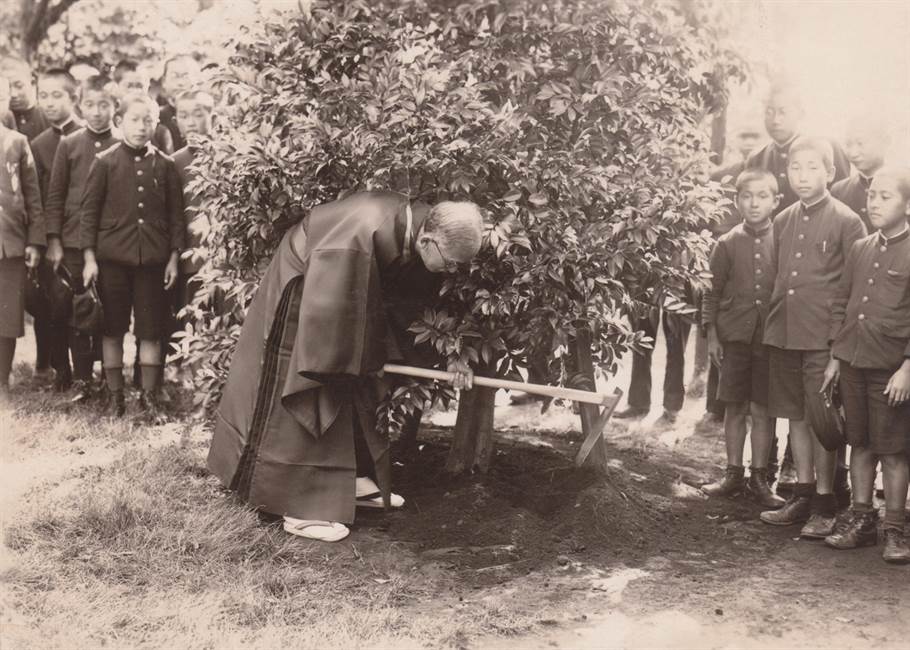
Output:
top-left (0, 365), bottom-right (554, 650)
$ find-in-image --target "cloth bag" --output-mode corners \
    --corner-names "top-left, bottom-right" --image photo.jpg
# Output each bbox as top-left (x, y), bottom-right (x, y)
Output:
top-left (72, 282), bottom-right (104, 335)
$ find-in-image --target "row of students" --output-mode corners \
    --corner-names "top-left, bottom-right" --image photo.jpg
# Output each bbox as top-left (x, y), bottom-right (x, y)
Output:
top-left (701, 142), bottom-right (910, 564)
top-left (0, 56), bottom-right (214, 423)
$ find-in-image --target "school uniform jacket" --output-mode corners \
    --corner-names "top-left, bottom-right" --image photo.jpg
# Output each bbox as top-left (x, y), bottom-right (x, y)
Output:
top-left (708, 159), bottom-right (745, 236)
top-left (763, 193), bottom-right (866, 351)
top-left (830, 229), bottom-right (910, 369)
top-left (80, 142), bottom-right (185, 266)
top-left (45, 127), bottom-right (119, 249)
top-left (158, 102), bottom-right (186, 151)
top-left (831, 173), bottom-right (874, 232)
top-left (702, 221), bottom-right (774, 344)
top-left (11, 105), bottom-right (50, 143)
top-left (745, 135), bottom-right (851, 215)
top-left (0, 127), bottom-right (44, 258)
top-left (29, 118), bottom-right (80, 202)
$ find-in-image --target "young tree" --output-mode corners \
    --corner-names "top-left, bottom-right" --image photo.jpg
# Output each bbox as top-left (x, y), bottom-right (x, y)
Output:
top-left (182, 0), bottom-right (742, 474)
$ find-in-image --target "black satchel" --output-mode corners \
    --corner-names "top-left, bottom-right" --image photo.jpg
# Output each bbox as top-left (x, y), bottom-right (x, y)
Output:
top-left (72, 282), bottom-right (104, 334)
top-left (807, 382), bottom-right (846, 452)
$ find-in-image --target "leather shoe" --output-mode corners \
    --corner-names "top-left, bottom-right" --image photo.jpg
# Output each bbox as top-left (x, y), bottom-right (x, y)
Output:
top-left (760, 495), bottom-right (811, 526)
top-left (882, 528), bottom-right (910, 564)
top-left (800, 513), bottom-right (837, 539)
top-left (825, 510), bottom-right (877, 549)
top-left (747, 468), bottom-right (785, 508)
top-left (702, 465), bottom-right (745, 498)
top-left (613, 406), bottom-right (648, 420)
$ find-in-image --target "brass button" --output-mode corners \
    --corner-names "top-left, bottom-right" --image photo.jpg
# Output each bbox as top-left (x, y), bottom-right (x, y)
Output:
top-left (138, 202), bottom-right (144, 208)
top-left (802, 216), bottom-right (809, 222)
top-left (858, 313), bottom-right (866, 320)
top-left (787, 289), bottom-right (795, 295)
top-left (754, 299), bottom-right (762, 305)
top-left (861, 296), bottom-right (869, 302)
top-left (873, 262), bottom-right (880, 268)
top-left (755, 284), bottom-right (761, 290)
top-left (137, 170), bottom-right (143, 176)
top-left (798, 234), bottom-right (805, 240)
top-left (138, 218), bottom-right (144, 224)
top-left (138, 186), bottom-right (144, 192)
top-left (134, 156), bottom-right (141, 162)
top-left (791, 271), bottom-right (798, 277)
top-left (754, 238), bottom-right (761, 244)
top-left (754, 253), bottom-right (761, 259)
top-left (755, 269), bottom-right (763, 275)
top-left (868, 278), bottom-right (874, 285)
top-left (94, 142), bottom-right (101, 148)
top-left (795, 252), bottom-right (803, 259)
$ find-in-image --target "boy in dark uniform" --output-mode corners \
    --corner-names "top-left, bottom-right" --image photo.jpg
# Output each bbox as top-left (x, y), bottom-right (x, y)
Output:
top-left (746, 84), bottom-right (850, 216)
top-left (0, 57), bottom-right (49, 143)
top-left (759, 136), bottom-right (866, 538)
top-left (80, 93), bottom-right (184, 420)
top-left (45, 75), bottom-right (119, 403)
top-left (831, 115), bottom-right (890, 232)
top-left (823, 167), bottom-right (910, 564)
top-left (0, 88), bottom-right (44, 393)
top-left (157, 55), bottom-right (201, 152)
top-left (113, 60), bottom-right (174, 154)
top-left (701, 169), bottom-right (784, 508)
top-left (30, 68), bottom-right (81, 390)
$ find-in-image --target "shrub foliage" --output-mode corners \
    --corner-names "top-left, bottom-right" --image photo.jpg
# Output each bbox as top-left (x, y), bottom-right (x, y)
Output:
top-left (181, 0), bottom-right (741, 428)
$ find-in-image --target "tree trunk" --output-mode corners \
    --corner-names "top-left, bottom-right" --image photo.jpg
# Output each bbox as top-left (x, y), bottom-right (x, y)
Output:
top-left (574, 326), bottom-right (608, 472)
top-left (445, 384), bottom-right (495, 475)
top-left (710, 106), bottom-right (727, 166)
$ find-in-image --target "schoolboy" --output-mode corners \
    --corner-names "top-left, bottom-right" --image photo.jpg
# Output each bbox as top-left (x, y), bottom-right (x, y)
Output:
top-left (0, 80), bottom-right (44, 393)
top-left (0, 57), bottom-right (49, 143)
top-left (80, 93), bottom-right (185, 420)
top-left (157, 55), bottom-right (201, 151)
top-left (831, 115), bottom-right (890, 232)
top-left (172, 90), bottom-right (214, 310)
top-left (759, 136), bottom-right (867, 538)
top-left (823, 167), bottom-right (910, 564)
top-left (31, 69), bottom-right (80, 200)
top-left (746, 84), bottom-right (850, 216)
top-left (112, 60), bottom-right (174, 154)
top-left (45, 75), bottom-right (119, 403)
top-left (30, 68), bottom-right (82, 390)
top-left (701, 169), bottom-right (784, 508)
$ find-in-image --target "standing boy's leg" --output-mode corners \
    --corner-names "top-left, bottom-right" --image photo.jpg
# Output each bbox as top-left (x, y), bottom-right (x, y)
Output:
top-left (0, 257), bottom-right (27, 391)
top-left (801, 350), bottom-right (838, 538)
top-left (0, 337), bottom-right (16, 390)
top-left (616, 307), bottom-right (658, 418)
top-left (134, 264), bottom-right (169, 423)
top-left (661, 309), bottom-right (690, 418)
top-left (881, 453), bottom-right (910, 563)
top-left (702, 401), bottom-right (747, 497)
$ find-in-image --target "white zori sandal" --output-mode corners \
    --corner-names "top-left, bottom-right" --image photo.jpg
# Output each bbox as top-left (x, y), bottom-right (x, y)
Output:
top-left (355, 476), bottom-right (405, 509)
top-left (282, 517), bottom-right (350, 542)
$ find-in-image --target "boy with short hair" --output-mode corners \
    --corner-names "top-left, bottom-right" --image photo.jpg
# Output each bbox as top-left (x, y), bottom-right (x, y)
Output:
top-left (112, 60), bottom-right (174, 154)
top-left (80, 93), bottom-right (185, 420)
top-left (157, 55), bottom-right (201, 151)
top-left (823, 167), bottom-right (910, 564)
top-left (45, 75), bottom-right (119, 403)
top-left (0, 57), bottom-right (49, 143)
top-left (172, 90), bottom-right (214, 310)
top-left (747, 83), bottom-right (850, 216)
top-left (701, 169), bottom-right (785, 508)
top-left (831, 115), bottom-right (890, 232)
top-left (31, 69), bottom-right (80, 200)
top-left (0, 81), bottom-right (44, 393)
top-left (759, 136), bottom-right (867, 537)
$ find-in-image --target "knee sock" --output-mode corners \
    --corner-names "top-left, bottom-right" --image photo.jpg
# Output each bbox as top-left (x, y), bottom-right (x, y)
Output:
top-left (812, 492), bottom-right (837, 517)
top-left (139, 364), bottom-right (161, 393)
top-left (794, 482), bottom-right (815, 499)
top-left (0, 337), bottom-right (16, 386)
top-left (852, 501), bottom-right (874, 514)
top-left (105, 366), bottom-right (125, 392)
top-left (884, 509), bottom-right (905, 531)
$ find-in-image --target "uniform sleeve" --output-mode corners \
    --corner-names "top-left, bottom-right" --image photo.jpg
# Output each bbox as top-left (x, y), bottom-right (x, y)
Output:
top-left (701, 240), bottom-right (729, 331)
top-left (829, 241), bottom-right (857, 344)
top-left (842, 212), bottom-right (868, 251)
top-left (79, 156), bottom-right (106, 251)
top-left (19, 140), bottom-right (45, 247)
top-left (165, 160), bottom-right (185, 251)
top-left (44, 139), bottom-right (69, 238)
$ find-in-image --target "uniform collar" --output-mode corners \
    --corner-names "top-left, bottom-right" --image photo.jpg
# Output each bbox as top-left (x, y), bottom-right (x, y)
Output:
top-left (773, 133), bottom-right (799, 155)
top-left (122, 141), bottom-right (154, 157)
top-left (800, 191), bottom-right (830, 214)
top-left (85, 124), bottom-right (113, 140)
top-left (879, 225), bottom-right (909, 247)
top-left (743, 220), bottom-right (772, 237)
top-left (53, 117), bottom-right (77, 134)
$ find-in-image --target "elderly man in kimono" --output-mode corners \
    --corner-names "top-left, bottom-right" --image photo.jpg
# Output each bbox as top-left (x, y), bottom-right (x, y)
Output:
top-left (208, 192), bottom-right (484, 541)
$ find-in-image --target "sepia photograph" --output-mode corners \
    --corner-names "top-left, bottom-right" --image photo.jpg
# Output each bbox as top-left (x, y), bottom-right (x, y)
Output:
top-left (1, 1), bottom-right (908, 648)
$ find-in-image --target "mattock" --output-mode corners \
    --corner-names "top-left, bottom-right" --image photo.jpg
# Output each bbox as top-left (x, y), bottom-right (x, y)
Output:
top-left (382, 364), bottom-right (623, 468)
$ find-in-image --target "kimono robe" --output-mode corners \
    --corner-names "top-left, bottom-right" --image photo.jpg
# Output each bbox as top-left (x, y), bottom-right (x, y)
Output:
top-left (207, 191), bottom-right (438, 524)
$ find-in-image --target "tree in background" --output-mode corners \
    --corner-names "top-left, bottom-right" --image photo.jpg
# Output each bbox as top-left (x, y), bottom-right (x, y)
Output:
top-left (180, 0), bottom-right (743, 474)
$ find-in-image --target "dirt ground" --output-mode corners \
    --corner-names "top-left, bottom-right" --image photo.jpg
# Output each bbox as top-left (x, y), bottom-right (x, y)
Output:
top-left (2, 327), bottom-right (909, 649)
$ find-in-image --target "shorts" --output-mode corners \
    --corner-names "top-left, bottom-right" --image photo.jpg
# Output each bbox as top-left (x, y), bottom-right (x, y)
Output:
top-left (97, 261), bottom-right (168, 340)
top-left (717, 328), bottom-right (769, 405)
top-left (767, 346), bottom-right (829, 420)
top-left (839, 363), bottom-right (910, 455)
top-left (0, 257), bottom-right (26, 338)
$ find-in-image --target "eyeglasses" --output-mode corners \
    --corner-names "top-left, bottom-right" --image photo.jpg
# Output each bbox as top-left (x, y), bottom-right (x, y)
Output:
top-left (430, 239), bottom-right (462, 273)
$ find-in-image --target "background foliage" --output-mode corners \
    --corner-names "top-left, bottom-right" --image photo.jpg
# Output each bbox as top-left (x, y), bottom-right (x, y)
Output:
top-left (180, 0), bottom-right (743, 426)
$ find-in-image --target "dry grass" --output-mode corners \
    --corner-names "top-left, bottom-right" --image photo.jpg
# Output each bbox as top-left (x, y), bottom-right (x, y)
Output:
top-left (0, 365), bottom-right (550, 650)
